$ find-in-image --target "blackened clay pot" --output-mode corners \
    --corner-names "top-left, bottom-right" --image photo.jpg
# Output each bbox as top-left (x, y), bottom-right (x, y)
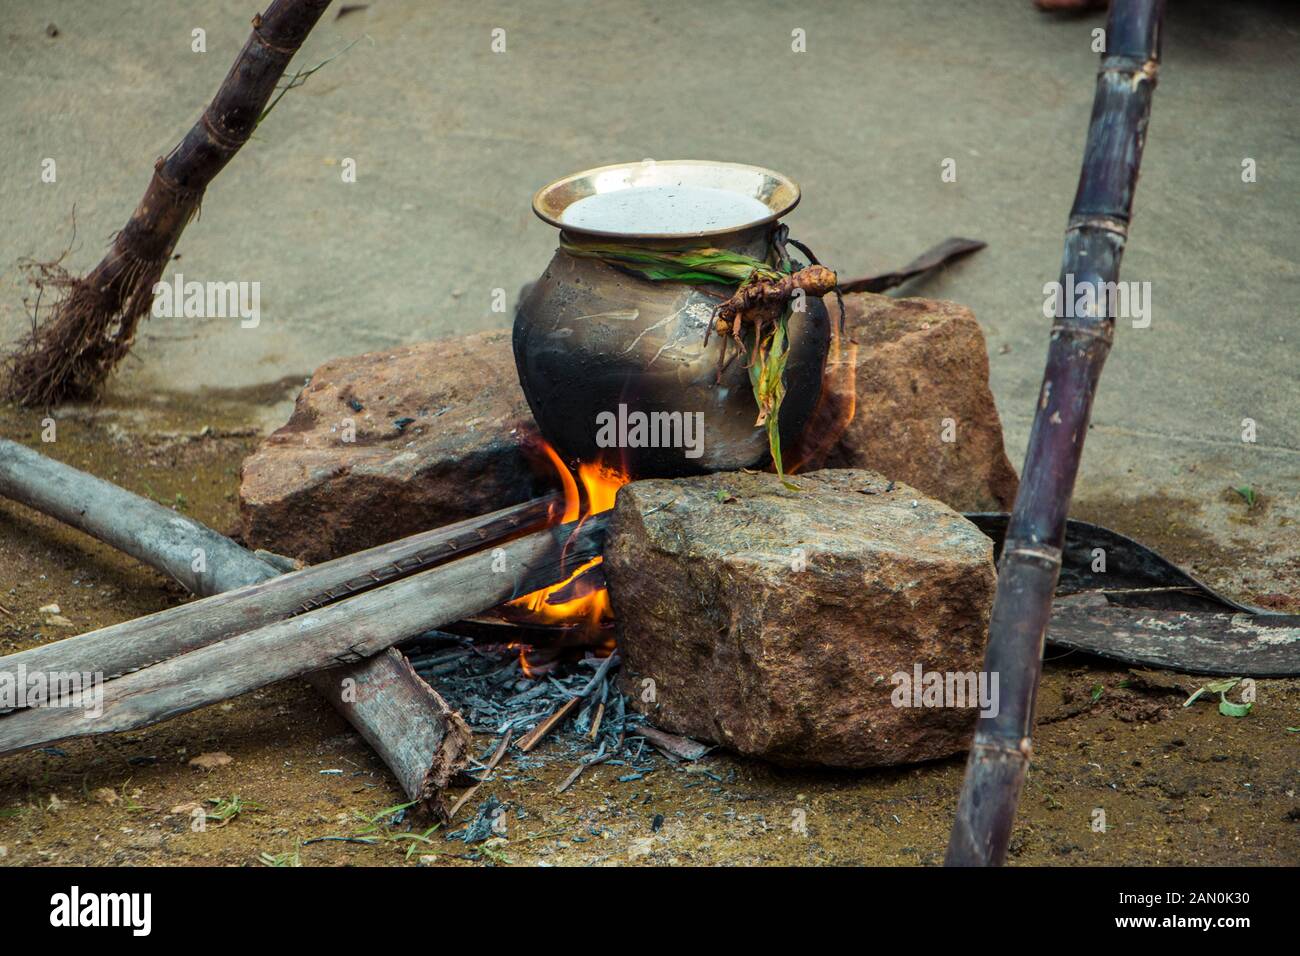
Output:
top-left (513, 159), bottom-right (829, 478)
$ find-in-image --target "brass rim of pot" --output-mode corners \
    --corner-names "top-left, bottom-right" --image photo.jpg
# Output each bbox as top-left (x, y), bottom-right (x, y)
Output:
top-left (532, 159), bottom-right (801, 242)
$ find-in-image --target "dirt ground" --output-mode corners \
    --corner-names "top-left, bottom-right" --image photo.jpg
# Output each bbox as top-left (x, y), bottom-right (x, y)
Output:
top-left (1, 397), bottom-right (1295, 868)
top-left (1, 0), bottom-right (1297, 869)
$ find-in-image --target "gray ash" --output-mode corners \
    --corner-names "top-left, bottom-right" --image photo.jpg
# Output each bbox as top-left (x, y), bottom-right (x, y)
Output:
top-left (398, 630), bottom-right (667, 793)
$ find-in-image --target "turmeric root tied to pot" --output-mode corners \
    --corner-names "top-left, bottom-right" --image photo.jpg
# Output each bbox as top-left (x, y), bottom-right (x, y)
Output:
top-left (710, 265), bottom-right (837, 339)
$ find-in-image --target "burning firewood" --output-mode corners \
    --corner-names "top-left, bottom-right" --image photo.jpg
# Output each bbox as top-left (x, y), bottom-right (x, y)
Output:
top-left (0, 438), bottom-right (564, 814)
top-left (0, 440), bottom-right (557, 681)
top-left (0, 513), bottom-right (606, 761)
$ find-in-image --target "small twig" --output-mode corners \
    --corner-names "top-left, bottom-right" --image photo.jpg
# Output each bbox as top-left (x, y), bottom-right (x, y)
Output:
top-left (556, 751), bottom-right (614, 794)
top-left (447, 731), bottom-right (512, 823)
top-left (633, 724), bottom-right (710, 761)
top-left (515, 653), bottom-right (620, 753)
top-left (514, 698), bottom-right (579, 753)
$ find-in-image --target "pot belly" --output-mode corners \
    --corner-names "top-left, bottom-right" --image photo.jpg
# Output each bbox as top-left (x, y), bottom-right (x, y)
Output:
top-left (513, 251), bottom-right (828, 477)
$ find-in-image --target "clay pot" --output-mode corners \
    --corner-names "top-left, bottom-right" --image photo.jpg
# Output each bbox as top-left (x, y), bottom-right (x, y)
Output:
top-left (513, 160), bottom-right (829, 477)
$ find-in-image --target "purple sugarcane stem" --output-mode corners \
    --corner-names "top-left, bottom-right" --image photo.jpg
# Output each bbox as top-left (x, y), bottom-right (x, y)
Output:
top-left (946, 0), bottom-right (1167, 866)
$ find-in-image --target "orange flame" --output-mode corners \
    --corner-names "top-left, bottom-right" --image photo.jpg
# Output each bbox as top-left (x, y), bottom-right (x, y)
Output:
top-left (508, 444), bottom-right (629, 674)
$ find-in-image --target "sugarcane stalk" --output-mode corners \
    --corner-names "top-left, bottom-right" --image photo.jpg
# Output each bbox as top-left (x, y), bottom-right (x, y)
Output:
top-left (946, 0), bottom-right (1165, 866)
top-left (3, 0), bottom-right (333, 406)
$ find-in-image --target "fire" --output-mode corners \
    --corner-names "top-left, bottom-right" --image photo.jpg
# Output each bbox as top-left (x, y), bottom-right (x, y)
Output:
top-left (508, 442), bottom-right (629, 674)
top-left (507, 302), bottom-right (856, 672)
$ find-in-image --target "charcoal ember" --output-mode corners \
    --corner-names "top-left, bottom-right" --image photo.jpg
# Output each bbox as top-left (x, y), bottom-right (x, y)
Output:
top-left (603, 468), bottom-right (997, 768)
top-left (792, 292), bottom-right (1019, 512)
top-left (239, 330), bottom-right (543, 562)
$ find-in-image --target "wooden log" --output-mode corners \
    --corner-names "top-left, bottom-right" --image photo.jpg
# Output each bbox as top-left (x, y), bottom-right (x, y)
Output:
top-left (0, 440), bottom-right (556, 678)
top-left (946, 0), bottom-right (1166, 866)
top-left (0, 438), bottom-right (274, 596)
top-left (0, 439), bottom-right (551, 814)
top-left (310, 648), bottom-right (470, 815)
top-left (0, 515), bottom-right (606, 758)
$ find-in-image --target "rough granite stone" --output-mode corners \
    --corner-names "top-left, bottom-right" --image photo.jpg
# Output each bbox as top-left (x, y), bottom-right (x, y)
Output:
top-left (239, 330), bottom-right (543, 563)
top-left (604, 468), bottom-right (997, 768)
top-left (792, 292), bottom-right (1019, 511)
top-left (240, 291), bottom-right (1017, 562)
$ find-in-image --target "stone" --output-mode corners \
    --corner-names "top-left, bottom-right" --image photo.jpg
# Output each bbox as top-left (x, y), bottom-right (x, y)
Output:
top-left (791, 292), bottom-right (1019, 512)
top-left (241, 292), bottom-right (1016, 561)
top-left (603, 468), bottom-right (997, 768)
top-left (239, 330), bottom-right (544, 563)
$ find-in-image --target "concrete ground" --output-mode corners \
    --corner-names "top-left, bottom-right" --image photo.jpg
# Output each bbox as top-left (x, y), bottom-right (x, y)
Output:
top-left (0, 1), bottom-right (1296, 866)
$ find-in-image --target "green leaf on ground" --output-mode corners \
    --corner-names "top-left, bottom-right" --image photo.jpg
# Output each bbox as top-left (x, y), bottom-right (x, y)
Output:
top-left (1184, 677), bottom-right (1240, 707)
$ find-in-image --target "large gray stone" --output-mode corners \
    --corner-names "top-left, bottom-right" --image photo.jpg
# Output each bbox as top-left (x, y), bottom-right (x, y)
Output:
top-left (604, 468), bottom-right (997, 768)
